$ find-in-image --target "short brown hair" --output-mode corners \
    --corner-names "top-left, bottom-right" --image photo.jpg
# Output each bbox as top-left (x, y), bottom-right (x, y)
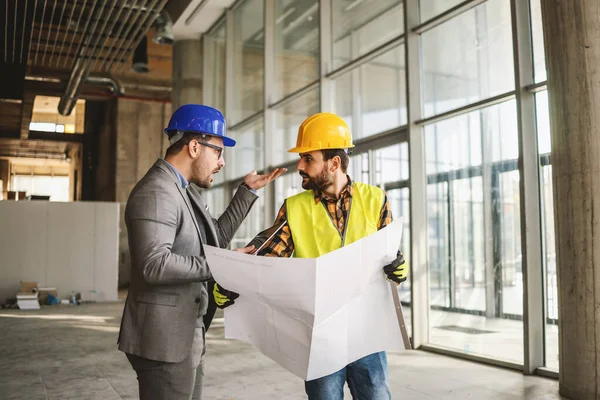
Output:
top-left (322, 149), bottom-right (349, 173)
top-left (165, 132), bottom-right (209, 157)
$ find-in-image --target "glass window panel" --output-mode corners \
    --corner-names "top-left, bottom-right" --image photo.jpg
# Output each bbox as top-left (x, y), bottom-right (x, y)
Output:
top-left (425, 109), bottom-right (482, 175)
top-left (232, 193), bottom-right (265, 249)
top-left (374, 143), bottom-right (411, 330)
top-left (536, 90), bottom-right (551, 155)
top-left (499, 170), bottom-right (522, 317)
top-left (275, 0), bottom-right (320, 100)
top-left (274, 171), bottom-right (303, 215)
top-left (203, 187), bottom-right (226, 218)
top-left (334, 45), bottom-right (407, 140)
top-left (450, 176), bottom-right (485, 313)
top-left (349, 153), bottom-right (369, 184)
top-left (421, 0), bottom-right (514, 118)
top-left (333, 72), bottom-right (354, 132)
top-left (232, 0), bottom-right (265, 124)
top-left (536, 90), bottom-right (558, 370)
top-left (228, 118), bottom-right (265, 180)
top-left (428, 181), bottom-right (449, 307)
top-left (530, 0), bottom-right (547, 82)
top-left (274, 88), bottom-right (320, 165)
top-left (425, 100), bottom-right (524, 363)
top-left (374, 143), bottom-right (409, 185)
top-left (331, 0), bottom-right (403, 69)
top-left (204, 22), bottom-right (226, 112)
top-left (419, 0), bottom-right (463, 22)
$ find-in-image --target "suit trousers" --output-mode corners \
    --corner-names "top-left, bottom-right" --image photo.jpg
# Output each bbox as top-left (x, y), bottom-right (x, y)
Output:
top-left (126, 327), bottom-right (205, 400)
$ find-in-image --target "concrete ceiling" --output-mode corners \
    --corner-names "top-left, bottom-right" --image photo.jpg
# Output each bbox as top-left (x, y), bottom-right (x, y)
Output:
top-left (0, 0), bottom-right (175, 161)
top-left (170, 0), bottom-right (236, 40)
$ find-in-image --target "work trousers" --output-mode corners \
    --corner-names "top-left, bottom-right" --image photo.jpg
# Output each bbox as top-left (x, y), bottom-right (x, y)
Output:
top-left (126, 327), bottom-right (205, 400)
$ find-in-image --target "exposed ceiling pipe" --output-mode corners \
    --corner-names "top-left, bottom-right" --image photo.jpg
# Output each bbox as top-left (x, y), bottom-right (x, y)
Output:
top-left (58, 0), bottom-right (118, 116)
top-left (58, 0), bottom-right (168, 116)
top-left (85, 76), bottom-right (125, 95)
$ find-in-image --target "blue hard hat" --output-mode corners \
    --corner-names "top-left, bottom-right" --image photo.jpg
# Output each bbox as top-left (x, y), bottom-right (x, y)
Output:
top-left (164, 104), bottom-right (236, 147)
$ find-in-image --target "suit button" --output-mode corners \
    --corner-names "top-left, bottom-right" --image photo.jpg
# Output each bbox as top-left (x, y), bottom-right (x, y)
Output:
top-left (195, 298), bottom-right (201, 303)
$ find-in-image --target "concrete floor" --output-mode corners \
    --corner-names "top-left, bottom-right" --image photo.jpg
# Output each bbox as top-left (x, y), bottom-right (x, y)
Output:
top-left (0, 302), bottom-right (564, 400)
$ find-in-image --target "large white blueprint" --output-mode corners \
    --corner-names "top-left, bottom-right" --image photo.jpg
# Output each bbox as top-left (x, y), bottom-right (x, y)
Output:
top-left (204, 218), bottom-right (404, 381)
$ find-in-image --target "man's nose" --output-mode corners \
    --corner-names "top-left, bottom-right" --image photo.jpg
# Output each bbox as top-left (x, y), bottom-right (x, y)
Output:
top-left (296, 159), bottom-right (303, 172)
top-left (218, 155), bottom-right (225, 168)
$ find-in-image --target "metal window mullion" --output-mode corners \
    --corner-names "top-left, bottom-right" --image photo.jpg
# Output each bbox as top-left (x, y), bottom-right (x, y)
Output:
top-left (367, 149), bottom-right (376, 186)
top-left (405, 0), bottom-right (429, 348)
top-left (225, 8), bottom-right (236, 181)
top-left (512, 0), bottom-right (545, 374)
top-left (263, 0), bottom-right (276, 226)
top-left (319, 0), bottom-right (333, 111)
top-left (202, 34), bottom-right (211, 105)
top-left (350, 31), bottom-right (363, 139)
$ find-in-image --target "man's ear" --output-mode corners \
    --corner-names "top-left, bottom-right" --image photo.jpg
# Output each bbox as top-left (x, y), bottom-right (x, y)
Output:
top-left (330, 155), bottom-right (341, 172)
top-left (188, 140), bottom-right (201, 159)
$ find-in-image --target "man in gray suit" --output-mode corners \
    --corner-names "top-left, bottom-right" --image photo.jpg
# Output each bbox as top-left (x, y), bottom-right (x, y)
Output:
top-left (118, 104), bottom-right (285, 400)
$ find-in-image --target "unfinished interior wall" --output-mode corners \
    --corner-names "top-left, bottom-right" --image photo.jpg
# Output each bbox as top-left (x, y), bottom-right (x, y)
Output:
top-left (116, 98), bottom-right (171, 286)
top-left (0, 201), bottom-right (119, 303)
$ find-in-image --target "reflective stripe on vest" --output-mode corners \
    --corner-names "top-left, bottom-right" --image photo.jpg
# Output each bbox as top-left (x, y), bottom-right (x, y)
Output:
top-left (286, 182), bottom-right (384, 258)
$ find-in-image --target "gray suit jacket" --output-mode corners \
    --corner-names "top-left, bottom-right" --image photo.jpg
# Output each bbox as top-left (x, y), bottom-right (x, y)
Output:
top-left (118, 159), bottom-right (258, 363)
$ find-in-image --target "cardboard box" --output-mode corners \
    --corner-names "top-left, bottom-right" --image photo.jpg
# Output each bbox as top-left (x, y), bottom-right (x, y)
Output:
top-left (19, 281), bottom-right (38, 294)
top-left (38, 287), bottom-right (58, 305)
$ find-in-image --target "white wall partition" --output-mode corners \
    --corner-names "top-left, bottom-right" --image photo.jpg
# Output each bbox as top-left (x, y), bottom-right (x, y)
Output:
top-left (0, 201), bottom-right (119, 303)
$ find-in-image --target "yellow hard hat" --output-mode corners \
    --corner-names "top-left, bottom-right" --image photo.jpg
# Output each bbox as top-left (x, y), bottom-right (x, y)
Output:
top-left (288, 112), bottom-right (354, 153)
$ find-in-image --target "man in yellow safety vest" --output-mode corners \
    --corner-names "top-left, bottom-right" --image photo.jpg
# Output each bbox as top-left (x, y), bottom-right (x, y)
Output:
top-left (214, 112), bottom-right (407, 400)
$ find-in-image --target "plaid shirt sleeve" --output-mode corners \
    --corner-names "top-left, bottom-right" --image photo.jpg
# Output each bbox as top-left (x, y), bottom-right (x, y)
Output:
top-left (378, 194), bottom-right (393, 230)
top-left (254, 203), bottom-right (295, 258)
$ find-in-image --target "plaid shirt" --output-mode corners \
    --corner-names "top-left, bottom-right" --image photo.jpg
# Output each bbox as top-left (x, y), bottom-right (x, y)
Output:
top-left (254, 177), bottom-right (393, 257)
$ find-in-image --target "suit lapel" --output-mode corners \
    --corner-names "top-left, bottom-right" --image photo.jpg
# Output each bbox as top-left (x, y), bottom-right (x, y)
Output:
top-left (154, 159), bottom-right (219, 247)
top-left (186, 185), bottom-right (220, 247)
top-left (175, 182), bottom-right (204, 242)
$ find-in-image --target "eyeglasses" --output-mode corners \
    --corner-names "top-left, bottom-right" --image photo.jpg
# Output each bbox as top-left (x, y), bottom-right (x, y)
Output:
top-left (190, 139), bottom-right (223, 159)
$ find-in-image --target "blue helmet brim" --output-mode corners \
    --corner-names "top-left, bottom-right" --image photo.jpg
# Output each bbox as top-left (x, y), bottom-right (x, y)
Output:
top-left (222, 136), bottom-right (236, 147)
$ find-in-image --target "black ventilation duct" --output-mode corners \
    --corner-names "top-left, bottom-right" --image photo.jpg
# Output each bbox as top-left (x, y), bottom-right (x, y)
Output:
top-left (132, 36), bottom-right (150, 73)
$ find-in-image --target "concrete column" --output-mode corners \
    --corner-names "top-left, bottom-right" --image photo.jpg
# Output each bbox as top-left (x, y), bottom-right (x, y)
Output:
top-left (541, 1), bottom-right (600, 398)
top-left (172, 39), bottom-right (203, 110)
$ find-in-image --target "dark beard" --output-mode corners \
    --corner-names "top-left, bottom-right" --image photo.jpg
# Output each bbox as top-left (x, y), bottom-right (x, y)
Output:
top-left (300, 167), bottom-right (333, 191)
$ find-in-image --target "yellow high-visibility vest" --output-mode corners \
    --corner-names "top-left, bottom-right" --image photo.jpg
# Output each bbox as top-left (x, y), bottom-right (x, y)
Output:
top-left (286, 182), bottom-right (384, 258)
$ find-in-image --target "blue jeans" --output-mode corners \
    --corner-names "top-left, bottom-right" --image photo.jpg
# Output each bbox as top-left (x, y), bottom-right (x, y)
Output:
top-left (304, 352), bottom-right (391, 400)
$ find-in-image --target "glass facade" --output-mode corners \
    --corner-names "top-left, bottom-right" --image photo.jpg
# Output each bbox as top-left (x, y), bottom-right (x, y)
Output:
top-left (203, 21), bottom-right (226, 112)
top-left (275, 0), bottom-right (320, 100)
top-left (421, 0), bottom-right (514, 118)
top-left (331, 0), bottom-right (403, 69)
top-left (232, 0), bottom-right (265, 124)
top-left (273, 88), bottom-right (320, 165)
top-left (202, 0), bottom-right (555, 375)
top-left (334, 45), bottom-right (407, 139)
top-left (425, 101), bottom-right (524, 362)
